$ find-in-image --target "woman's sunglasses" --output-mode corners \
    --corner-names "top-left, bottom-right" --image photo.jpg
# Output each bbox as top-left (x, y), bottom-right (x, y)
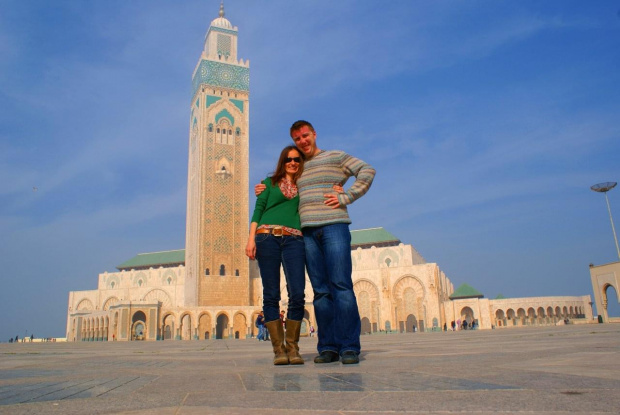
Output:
top-left (285, 157), bottom-right (302, 163)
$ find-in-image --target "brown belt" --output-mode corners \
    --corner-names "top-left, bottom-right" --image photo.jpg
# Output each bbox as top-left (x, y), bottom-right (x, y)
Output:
top-left (256, 227), bottom-right (297, 237)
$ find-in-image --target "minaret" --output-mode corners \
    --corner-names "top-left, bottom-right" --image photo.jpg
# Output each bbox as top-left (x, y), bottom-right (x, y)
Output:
top-left (185, 3), bottom-right (250, 307)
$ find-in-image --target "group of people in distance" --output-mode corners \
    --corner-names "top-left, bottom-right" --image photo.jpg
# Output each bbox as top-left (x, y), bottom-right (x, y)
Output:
top-left (245, 120), bottom-right (376, 365)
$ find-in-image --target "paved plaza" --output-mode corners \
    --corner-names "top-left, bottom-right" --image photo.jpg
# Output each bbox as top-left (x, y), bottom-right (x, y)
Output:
top-left (1, 324), bottom-right (619, 414)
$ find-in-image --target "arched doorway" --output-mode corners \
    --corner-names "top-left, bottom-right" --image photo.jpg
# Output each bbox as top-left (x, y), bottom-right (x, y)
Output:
top-left (216, 314), bottom-right (229, 339)
top-left (132, 311), bottom-right (147, 340)
top-left (406, 314), bottom-right (418, 332)
top-left (517, 308), bottom-right (526, 326)
top-left (604, 284), bottom-right (620, 320)
top-left (163, 314), bottom-right (174, 340)
top-left (180, 314), bottom-right (192, 340)
top-left (233, 313), bottom-right (247, 340)
top-left (199, 313), bottom-right (212, 340)
top-left (361, 317), bottom-right (371, 335)
top-left (495, 309), bottom-right (506, 327)
top-left (460, 307), bottom-right (475, 329)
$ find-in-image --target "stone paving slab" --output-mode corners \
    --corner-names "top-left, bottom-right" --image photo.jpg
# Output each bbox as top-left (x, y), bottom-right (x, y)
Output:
top-left (0, 324), bottom-right (618, 414)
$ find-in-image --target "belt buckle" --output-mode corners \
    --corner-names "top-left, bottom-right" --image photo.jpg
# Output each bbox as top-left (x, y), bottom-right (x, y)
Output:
top-left (272, 226), bottom-right (283, 237)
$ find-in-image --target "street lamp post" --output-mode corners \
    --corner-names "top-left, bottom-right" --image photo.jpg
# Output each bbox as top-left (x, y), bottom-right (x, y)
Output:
top-left (591, 182), bottom-right (620, 261)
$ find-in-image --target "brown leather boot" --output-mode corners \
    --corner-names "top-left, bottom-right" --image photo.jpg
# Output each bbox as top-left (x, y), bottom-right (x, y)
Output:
top-left (284, 319), bottom-right (304, 365)
top-left (265, 320), bottom-right (289, 365)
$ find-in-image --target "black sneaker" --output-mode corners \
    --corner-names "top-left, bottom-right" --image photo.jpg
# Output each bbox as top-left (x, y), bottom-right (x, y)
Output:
top-left (313, 351), bottom-right (339, 363)
top-left (341, 351), bottom-right (359, 365)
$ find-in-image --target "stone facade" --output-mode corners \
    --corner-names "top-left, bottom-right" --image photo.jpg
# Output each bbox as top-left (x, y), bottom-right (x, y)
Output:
top-left (184, 4), bottom-right (250, 308)
top-left (66, 6), bottom-right (594, 342)
top-left (590, 260), bottom-right (620, 322)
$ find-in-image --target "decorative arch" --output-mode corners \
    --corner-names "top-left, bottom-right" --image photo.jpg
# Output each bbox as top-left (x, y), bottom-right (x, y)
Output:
top-left (215, 108), bottom-right (234, 126)
top-left (142, 289), bottom-right (172, 308)
top-left (377, 248), bottom-right (399, 268)
top-left (76, 299), bottom-right (94, 311)
top-left (162, 312), bottom-right (176, 340)
top-left (179, 312), bottom-right (193, 340)
top-left (393, 275), bottom-right (426, 332)
top-left (105, 274), bottom-right (121, 290)
top-left (132, 271), bottom-right (147, 287)
top-left (527, 307), bottom-right (536, 324)
top-left (459, 306), bottom-right (475, 325)
top-left (603, 282), bottom-right (620, 305)
top-left (216, 312), bottom-right (230, 339)
top-left (102, 296), bottom-right (120, 311)
top-left (393, 275), bottom-right (427, 298)
top-left (198, 312), bottom-right (212, 340)
top-left (233, 312), bottom-right (247, 339)
top-left (353, 279), bottom-right (380, 331)
top-left (161, 269), bottom-right (177, 286)
top-left (132, 310), bottom-right (147, 341)
top-left (494, 308), bottom-right (506, 327)
top-left (215, 156), bottom-right (232, 176)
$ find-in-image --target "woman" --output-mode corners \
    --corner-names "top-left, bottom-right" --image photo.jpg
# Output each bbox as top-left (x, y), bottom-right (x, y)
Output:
top-left (246, 146), bottom-right (306, 365)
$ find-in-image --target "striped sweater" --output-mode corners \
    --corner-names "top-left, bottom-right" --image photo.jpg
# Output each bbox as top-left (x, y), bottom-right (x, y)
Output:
top-left (297, 150), bottom-right (376, 228)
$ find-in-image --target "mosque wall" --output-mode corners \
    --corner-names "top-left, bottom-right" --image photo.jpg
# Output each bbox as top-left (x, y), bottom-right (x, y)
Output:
top-left (66, 244), bottom-right (595, 341)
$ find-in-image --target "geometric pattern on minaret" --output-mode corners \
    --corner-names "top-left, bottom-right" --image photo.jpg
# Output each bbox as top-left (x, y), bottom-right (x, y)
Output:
top-left (185, 3), bottom-right (250, 306)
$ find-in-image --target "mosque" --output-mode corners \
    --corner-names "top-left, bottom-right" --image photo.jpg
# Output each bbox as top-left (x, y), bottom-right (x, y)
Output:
top-left (66, 5), bottom-right (593, 342)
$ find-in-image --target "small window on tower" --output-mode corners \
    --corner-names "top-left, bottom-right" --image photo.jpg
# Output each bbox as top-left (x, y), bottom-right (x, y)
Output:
top-left (219, 265), bottom-right (226, 276)
top-left (235, 269), bottom-right (239, 276)
top-left (205, 268), bottom-right (210, 276)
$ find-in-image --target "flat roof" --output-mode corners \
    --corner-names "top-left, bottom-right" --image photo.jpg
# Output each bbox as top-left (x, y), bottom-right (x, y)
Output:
top-left (116, 228), bottom-right (402, 270)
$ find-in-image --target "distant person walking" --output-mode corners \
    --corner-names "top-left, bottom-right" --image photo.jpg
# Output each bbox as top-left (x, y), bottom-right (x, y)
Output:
top-left (255, 311), bottom-right (266, 341)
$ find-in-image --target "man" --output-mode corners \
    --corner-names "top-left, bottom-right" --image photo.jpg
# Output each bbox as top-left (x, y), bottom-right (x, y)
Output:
top-left (255, 311), bottom-right (266, 341)
top-left (256, 120), bottom-right (375, 364)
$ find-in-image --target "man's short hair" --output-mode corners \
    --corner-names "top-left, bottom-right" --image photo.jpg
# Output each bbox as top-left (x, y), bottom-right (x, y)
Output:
top-left (290, 120), bottom-right (315, 136)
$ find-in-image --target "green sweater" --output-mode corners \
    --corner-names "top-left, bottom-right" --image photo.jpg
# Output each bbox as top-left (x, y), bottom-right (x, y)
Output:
top-left (250, 177), bottom-right (301, 230)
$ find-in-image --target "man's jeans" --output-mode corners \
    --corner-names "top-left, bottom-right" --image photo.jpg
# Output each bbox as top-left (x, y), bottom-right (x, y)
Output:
top-left (255, 233), bottom-right (306, 323)
top-left (303, 223), bottom-right (361, 355)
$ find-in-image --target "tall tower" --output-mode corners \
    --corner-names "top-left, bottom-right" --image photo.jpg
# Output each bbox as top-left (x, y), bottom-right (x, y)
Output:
top-left (185, 4), bottom-right (250, 307)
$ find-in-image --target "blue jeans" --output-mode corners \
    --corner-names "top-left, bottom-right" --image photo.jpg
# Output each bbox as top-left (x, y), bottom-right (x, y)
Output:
top-left (255, 234), bottom-right (306, 323)
top-left (303, 223), bottom-right (361, 355)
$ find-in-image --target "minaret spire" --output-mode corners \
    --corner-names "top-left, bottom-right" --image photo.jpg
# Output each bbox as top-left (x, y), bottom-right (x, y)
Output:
top-left (219, 1), bottom-right (225, 18)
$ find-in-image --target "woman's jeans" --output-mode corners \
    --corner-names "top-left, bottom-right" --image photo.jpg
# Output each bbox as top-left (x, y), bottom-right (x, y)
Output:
top-left (255, 233), bottom-right (306, 323)
top-left (303, 223), bottom-right (361, 355)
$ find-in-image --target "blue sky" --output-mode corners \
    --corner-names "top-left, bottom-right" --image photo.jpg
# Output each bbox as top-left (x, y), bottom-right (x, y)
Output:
top-left (1, 1), bottom-right (619, 341)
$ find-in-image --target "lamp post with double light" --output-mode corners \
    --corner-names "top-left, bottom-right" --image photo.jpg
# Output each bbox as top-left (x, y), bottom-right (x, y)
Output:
top-left (590, 182), bottom-right (620, 261)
